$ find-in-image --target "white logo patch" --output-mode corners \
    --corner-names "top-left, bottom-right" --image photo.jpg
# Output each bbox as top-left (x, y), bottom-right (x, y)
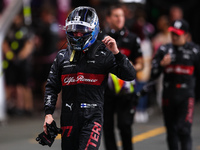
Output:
top-left (183, 54), bottom-right (190, 59)
top-left (66, 103), bottom-right (73, 111)
top-left (193, 48), bottom-right (198, 54)
top-left (100, 51), bottom-right (106, 55)
top-left (136, 37), bottom-right (141, 44)
top-left (64, 61), bottom-right (70, 64)
top-left (74, 16), bottom-right (81, 21)
top-left (59, 53), bottom-right (65, 57)
top-left (87, 60), bottom-right (95, 63)
top-left (174, 21), bottom-right (182, 29)
top-left (63, 64), bottom-right (76, 68)
top-left (168, 48), bottom-right (173, 54)
top-left (45, 95), bottom-right (52, 106)
top-left (160, 46), bottom-right (166, 51)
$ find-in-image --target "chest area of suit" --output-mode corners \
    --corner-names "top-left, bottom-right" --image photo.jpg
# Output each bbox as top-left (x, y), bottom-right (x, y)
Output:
top-left (167, 47), bottom-right (195, 65)
top-left (59, 54), bottom-right (107, 86)
top-left (164, 47), bottom-right (195, 75)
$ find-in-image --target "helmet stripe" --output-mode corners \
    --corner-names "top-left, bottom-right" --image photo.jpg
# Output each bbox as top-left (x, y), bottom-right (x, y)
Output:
top-left (83, 9), bottom-right (88, 22)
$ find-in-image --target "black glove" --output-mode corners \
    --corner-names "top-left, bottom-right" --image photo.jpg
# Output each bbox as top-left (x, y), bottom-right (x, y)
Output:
top-left (135, 80), bottom-right (157, 100)
top-left (36, 120), bottom-right (62, 147)
top-left (36, 131), bottom-right (55, 147)
top-left (46, 120), bottom-right (62, 138)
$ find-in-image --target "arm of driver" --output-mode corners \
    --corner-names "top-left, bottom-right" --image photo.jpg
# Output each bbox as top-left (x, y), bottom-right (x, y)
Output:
top-left (43, 114), bottom-right (54, 134)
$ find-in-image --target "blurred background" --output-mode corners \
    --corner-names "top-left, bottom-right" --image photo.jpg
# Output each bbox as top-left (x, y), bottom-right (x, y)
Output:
top-left (0, 0), bottom-right (200, 150)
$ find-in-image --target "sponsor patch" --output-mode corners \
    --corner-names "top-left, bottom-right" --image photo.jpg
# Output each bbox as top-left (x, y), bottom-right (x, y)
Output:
top-left (165, 65), bottom-right (194, 75)
top-left (61, 72), bottom-right (105, 86)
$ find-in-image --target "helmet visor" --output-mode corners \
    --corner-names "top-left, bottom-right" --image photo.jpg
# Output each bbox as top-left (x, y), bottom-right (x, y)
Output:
top-left (66, 24), bottom-right (93, 33)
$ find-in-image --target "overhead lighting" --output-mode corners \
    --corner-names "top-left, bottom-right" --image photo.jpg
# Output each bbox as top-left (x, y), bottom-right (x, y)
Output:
top-left (120, 0), bottom-right (146, 4)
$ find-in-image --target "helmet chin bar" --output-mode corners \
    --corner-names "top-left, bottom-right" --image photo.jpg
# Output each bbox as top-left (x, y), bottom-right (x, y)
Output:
top-left (66, 35), bottom-right (83, 51)
top-left (67, 33), bottom-right (92, 51)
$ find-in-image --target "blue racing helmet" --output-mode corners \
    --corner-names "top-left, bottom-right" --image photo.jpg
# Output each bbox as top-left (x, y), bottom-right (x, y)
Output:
top-left (65, 6), bottom-right (100, 51)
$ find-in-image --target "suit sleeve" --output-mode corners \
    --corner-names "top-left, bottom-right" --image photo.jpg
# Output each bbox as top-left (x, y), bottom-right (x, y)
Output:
top-left (44, 53), bottom-right (62, 115)
top-left (150, 46), bottom-right (166, 80)
top-left (106, 51), bottom-right (136, 81)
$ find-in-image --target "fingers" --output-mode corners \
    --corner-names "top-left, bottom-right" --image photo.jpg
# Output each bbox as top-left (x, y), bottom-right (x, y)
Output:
top-left (40, 140), bottom-right (46, 146)
top-left (102, 36), bottom-right (115, 45)
top-left (164, 54), bottom-right (171, 59)
top-left (36, 137), bottom-right (40, 141)
top-left (164, 54), bottom-right (171, 63)
top-left (36, 135), bottom-right (46, 146)
top-left (160, 54), bottom-right (171, 66)
top-left (43, 124), bottom-right (48, 135)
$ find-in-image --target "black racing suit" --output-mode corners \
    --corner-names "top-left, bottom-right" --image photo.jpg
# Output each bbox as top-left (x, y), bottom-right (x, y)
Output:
top-left (99, 28), bottom-right (142, 150)
top-left (151, 42), bottom-right (200, 150)
top-left (44, 40), bottom-right (136, 150)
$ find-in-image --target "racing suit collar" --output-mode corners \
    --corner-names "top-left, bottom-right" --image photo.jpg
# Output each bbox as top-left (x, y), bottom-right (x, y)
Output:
top-left (173, 42), bottom-right (189, 50)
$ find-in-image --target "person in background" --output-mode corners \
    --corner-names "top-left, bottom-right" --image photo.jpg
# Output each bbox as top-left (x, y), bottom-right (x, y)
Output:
top-left (169, 5), bottom-right (199, 103)
top-left (150, 19), bottom-right (200, 150)
top-left (3, 12), bottom-right (34, 116)
top-left (98, 4), bottom-right (143, 150)
top-left (152, 15), bottom-right (171, 55)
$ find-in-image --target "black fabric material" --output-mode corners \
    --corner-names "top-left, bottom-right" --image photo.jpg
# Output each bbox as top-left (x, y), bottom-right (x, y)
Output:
top-left (61, 102), bottom-right (103, 150)
top-left (36, 131), bottom-right (55, 147)
top-left (43, 38), bottom-right (136, 149)
top-left (150, 42), bottom-right (200, 150)
top-left (103, 88), bottom-right (135, 150)
top-left (162, 96), bottom-right (194, 150)
top-left (36, 120), bottom-right (62, 147)
top-left (44, 40), bottom-right (136, 115)
top-left (86, 40), bottom-right (104, 61)
top-left (5, 59), bottom-right (30, 85)
top-left (151, 42), bottom-right (200, 97)
top-left (99, 27), bottom-right (141, 150)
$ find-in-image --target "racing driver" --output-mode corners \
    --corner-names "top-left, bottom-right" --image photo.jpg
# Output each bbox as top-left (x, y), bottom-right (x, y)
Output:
top-left (41, 6), bottom-right (136, 150)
